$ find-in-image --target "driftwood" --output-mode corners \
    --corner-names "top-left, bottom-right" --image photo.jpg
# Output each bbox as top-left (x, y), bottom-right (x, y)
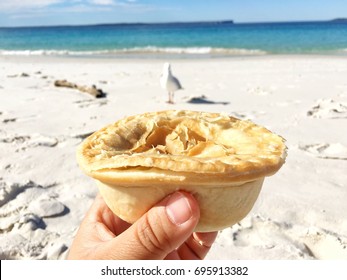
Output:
top-left (54, 80), bottom-right (106, 98)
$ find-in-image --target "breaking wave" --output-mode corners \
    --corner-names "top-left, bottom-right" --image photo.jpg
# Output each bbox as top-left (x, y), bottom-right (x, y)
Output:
top-left (0, 47), bottom-right (267, 57)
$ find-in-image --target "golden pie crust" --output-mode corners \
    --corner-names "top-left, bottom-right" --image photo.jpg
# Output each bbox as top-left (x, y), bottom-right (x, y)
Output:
top-left (77, 110), bottom-right (286, 231)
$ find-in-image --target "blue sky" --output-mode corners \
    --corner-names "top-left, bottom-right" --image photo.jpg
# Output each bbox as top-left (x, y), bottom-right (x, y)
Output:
top-left (0, 0), bottom-right (346, 27)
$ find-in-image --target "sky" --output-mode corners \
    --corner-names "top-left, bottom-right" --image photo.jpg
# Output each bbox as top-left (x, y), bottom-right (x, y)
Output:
top-left (0, 0), bottom-right (346, 27)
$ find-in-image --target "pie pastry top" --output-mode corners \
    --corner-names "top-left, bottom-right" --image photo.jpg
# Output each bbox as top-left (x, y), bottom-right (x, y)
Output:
top-left (77, 110), bottom-right (286, 185)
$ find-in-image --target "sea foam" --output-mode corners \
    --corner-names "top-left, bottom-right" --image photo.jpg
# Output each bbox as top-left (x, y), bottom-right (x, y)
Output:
top-left (0, 47), bottom-right (267, 57)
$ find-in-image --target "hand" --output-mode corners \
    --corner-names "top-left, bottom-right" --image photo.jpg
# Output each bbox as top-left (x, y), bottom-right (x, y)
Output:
top-left (68, 191), bottom-right (218, 260)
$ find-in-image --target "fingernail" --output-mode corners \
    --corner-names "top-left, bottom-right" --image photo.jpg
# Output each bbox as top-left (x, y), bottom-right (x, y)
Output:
top-left (166, 192), bottom-right (193, 225)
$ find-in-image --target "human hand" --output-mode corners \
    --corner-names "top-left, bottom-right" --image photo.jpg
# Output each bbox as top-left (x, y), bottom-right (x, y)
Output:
top-left (68, 191), bottom-right (218, 260)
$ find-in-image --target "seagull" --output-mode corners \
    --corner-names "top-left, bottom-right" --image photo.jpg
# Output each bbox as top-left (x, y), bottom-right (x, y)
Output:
top-left (160, 62), bottom-right (183, 104)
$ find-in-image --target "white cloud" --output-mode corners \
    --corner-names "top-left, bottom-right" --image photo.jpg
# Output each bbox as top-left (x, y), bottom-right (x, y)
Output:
top-left (0, 0), bottom-right (161, 24)
top-left (87, 0), bottom-right (139, 7)
top-left (0, 0), bottom-right (145, 13)
top-left (89, 0), bottom-right (115, 5)
top-left (0, 0), bottom-right (63, 11)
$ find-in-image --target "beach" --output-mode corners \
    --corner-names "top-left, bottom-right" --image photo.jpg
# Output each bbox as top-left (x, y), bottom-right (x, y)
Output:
top-left (0, 54), bottom-right (347, 260)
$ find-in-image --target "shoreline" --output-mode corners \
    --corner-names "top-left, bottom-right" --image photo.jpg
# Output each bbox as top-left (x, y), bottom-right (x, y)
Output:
top-left (1, 52), bottom-right (347, 64)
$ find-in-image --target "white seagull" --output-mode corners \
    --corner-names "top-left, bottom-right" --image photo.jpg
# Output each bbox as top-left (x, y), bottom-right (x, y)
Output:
top-left (160, 62), bottom-right (183, 104)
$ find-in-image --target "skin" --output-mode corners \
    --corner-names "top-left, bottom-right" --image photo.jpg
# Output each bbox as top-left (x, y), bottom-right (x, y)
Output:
top-left (68, 191), bottom-right (218, 260)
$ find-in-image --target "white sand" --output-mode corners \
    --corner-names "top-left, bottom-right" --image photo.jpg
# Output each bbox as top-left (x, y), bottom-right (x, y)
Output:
top-left (0, 55), bottom-right (346, 260)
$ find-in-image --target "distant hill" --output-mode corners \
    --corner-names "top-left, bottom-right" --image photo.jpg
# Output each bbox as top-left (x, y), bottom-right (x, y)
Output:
top-left (330, 18), bottom-right (347, 23)
top-left (94, 20), bottom-right (234, 27)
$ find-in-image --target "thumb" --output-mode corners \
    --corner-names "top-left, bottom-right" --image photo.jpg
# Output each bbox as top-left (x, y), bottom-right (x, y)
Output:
top-left (104, 191), bottom-right (200, 259)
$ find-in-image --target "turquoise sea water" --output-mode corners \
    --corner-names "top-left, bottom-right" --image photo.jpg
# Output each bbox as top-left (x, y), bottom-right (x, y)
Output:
top-left (0, 21), bottom-right (347, 57)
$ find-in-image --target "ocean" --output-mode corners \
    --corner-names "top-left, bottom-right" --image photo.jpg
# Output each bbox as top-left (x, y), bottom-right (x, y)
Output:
top-left (1, 21), bottom-right (347, 58)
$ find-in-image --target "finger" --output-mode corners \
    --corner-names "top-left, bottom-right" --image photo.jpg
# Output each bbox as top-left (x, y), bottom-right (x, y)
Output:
top-left (100, 191), bottom-right (200, 260)
top-left (68, 194), bottom-right (130, 260)
top-left (193, 232), bottom-right (218, 248)
top-left (68, 196), bottom-right (117, 259)
top-left (164, 250), bottom-right (180, 260)
top-left (74, 195), bottom-right (117, 243)
top-left (177, 231), bottom-right (218, 260)
top-left (86, 194), bottom-right (131, 236)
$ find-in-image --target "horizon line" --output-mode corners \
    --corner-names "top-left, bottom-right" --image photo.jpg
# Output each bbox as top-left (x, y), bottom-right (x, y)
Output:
top-left (0, 18), bottom-right (346, 29)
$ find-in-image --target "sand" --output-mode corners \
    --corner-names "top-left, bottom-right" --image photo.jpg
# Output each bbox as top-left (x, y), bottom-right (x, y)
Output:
top-left (0, 55), bottom-right (346, 260)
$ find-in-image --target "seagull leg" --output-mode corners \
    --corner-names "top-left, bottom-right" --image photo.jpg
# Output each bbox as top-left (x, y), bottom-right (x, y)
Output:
top-left (167, 92), bottom-right (174, 104)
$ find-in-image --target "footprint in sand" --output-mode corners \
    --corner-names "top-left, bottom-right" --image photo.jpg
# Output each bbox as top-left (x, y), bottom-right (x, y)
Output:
top-left (302, 228), bottom-right (347, 260)
top-left (230, 111), bottom-right (266, 120)
top-left (307, 98), bottom-right (347, 119)
top-left (299, 143), bottom-right (347, 160)
top-left (230, 216), bottom-right (347, 259)
top-left (2, 118), bottom-right (16, 124)
top-left (28, 198), bottom-right (67, 218)
top-left (74, 99), bottom-right (108, 108)
top-left (6, 73), bottom-right (29, 78)
top-left (28, 134), bottom-right (59, 148)
top-left (0, 181), bottom-right (69, 259)
top-left (1, 112), bottom-right (39, 124)
top-left (0, 134), bottom-right (59, 149)
top-left (232, 216), bottom-right (298, 249)
top-left (184, 95), bottom-right (229, 105)
top-left (0, 135), bottom-right (30, 144)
